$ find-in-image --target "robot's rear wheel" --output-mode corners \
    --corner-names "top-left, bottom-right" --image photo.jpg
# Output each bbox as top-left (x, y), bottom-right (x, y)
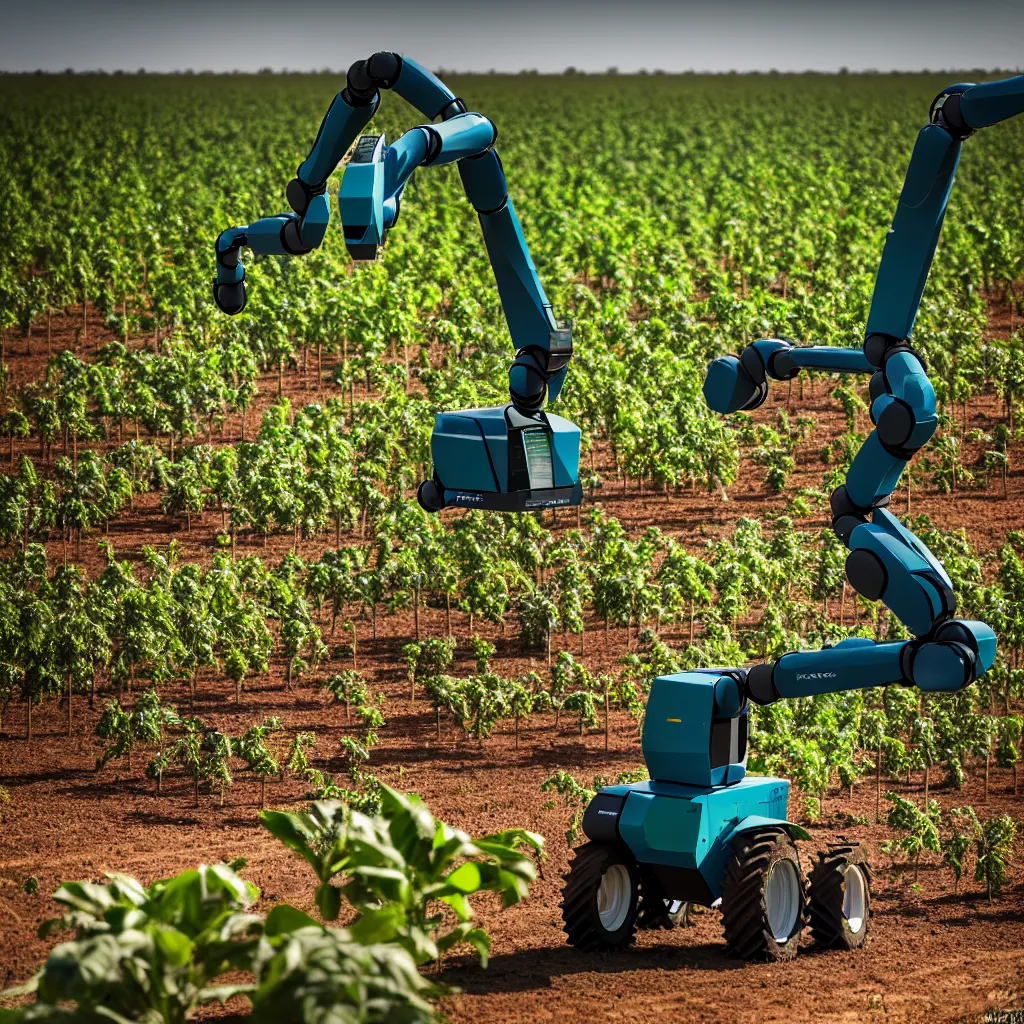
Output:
top-left (808, 842), bottom-right (872, 949)
top-left (561, 842), bottom-right (639, 951)
top-left (722, 829), bottom-right (806, 961)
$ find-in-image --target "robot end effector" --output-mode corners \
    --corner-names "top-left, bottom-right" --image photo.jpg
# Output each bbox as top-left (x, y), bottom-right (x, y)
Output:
top-left (703, 339), bottom-right (798, 415)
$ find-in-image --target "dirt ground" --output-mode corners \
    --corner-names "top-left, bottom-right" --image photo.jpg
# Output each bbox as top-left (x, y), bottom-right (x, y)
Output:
top-left (1, 309), bottom-right (1023, 1024)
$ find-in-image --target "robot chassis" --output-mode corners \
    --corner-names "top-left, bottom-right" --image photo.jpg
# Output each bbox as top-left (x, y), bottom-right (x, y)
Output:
top-left (563, 74), bottom-right (1024, 960)
top-left (212, 52), bottom-right (581, 514)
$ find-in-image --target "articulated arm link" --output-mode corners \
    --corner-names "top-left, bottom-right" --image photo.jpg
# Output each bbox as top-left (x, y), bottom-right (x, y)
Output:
top-left (212, 51), bottom-right (571, 416)
top-left (703, 75), bottom-right (1024, 705)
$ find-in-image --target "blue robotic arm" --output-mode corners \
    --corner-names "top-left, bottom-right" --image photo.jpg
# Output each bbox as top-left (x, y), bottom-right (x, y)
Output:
top-left (213, 52), bottom-right (580, 514)
top-left (702, 75), bottom-right (1024, 705)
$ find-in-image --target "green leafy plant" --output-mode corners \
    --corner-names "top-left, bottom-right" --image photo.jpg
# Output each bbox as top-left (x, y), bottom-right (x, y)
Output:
top-left (0, 865), bottom-right (262, 1024)
top-left (259, 786), bottom-right (543, 966)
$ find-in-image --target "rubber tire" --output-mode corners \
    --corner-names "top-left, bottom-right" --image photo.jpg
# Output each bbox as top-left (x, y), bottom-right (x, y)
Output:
top-left (722, 829), bottom-right (806, 961)
top-left (637, 868), bottom-right (691, 930)
top-left (808, 842), bottom-right (872, 950)
top-left (561, 842), bottom-right (639, 951)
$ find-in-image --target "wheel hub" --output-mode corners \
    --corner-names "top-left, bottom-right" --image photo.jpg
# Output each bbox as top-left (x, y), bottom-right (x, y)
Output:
top-left (843, 864), bottom-right (867, 933)
top-left (765, 860), bottom-right (801, 941)
top-left (597, 863), bottom-right (631, 931)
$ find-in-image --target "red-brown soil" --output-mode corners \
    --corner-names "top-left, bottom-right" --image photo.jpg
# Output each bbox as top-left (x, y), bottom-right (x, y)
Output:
top-left (1, 310), bottom-right (1023, 1024)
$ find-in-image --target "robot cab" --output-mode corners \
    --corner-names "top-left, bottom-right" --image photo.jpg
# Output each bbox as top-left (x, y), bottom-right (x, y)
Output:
top-left (417, 405), bottom-right (582, 513)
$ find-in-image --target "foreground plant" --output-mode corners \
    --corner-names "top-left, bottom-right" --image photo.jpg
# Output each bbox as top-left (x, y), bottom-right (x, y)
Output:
top-left (0, 864), bottom-right (262, 1024)
top-left (0, 865), bottom-right (443, 1024)
top-left (260, 785), bottom-right (543, 966)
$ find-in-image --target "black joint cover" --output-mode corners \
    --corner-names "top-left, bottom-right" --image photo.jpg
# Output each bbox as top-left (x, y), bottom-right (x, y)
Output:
top-left (438, 97), bottom-right (469, 121)
top-left (767, 349), bottom-right (799, 381)
top-left (863, 332), bottom-right (904, 368)
top-left (899, 641), bottom-right (920, 684)
top-left (280, 220), bottom-right (312, 256)
top-left (830, 484), bottom-right (870, 523)
top-left (868, 370), bottom-right (889, 404)
top-left (739, 345), bottom-right (767, 387)
top-left (217, 245), bottom-right (240, 269)
top-left (286, 178), bottom-right (314, 216)
top-left (876, 399), bottom-right (915, 450)
top-left (918, 571), bottom-right (957, 619)
top-left (366, 51), bottom-right (402, 87)
top-left (745, 662), bottom-right (779, 706)
top-left (833, 515), bottom-right (863, 546)
top-left (933, 619), bottom-right (976, 654)
top-left (846, 549), bottom-right (887, 601)
top-left (421, 126), bottom-right (443, 164)
top-left (582, 792), bottom-right (626, 844)
top-left (930, 87), bottom-right (974, 139)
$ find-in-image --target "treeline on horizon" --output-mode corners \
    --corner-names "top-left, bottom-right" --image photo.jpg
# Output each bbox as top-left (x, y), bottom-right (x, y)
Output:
top-left (1, 65), bottom-right (1019, 78)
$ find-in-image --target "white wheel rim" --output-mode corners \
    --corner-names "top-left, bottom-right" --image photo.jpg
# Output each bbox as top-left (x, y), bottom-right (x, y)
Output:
top-left (843, 864), bottom-right (867, 934)
top-left (597, 863), bottom-right (631, 931)
top-left (765, 860), bottom-right (801, 942)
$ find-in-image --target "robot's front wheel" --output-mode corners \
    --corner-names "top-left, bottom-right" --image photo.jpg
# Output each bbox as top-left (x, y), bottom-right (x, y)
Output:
top-left (807, 842), bottom-right (872, 950)
top-left (561, 842), bottom-right (639, 951)
top-left (722, 829), bottom-right (806, 961)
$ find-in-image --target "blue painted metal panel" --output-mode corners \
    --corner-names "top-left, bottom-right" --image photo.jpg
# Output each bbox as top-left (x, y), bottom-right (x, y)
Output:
top-left (789, 346), bottom-right (873, 373)
top-left (298, 93), bottom-right (377, 186)
top-left (865, 124), bottom-right (961, 340)
top-left (961, 74), bottom-right (1024, 129)
top-left (392, 56), bottom-right (457, 118)
top-left (612, 776), bottom-right (791, 903)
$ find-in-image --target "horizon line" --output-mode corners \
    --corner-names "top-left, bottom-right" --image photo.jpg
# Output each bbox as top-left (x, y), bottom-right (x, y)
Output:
top-left (1, 66), bottom-right (1020, 77)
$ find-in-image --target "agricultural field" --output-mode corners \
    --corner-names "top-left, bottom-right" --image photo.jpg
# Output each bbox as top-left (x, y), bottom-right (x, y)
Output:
top-left (1, 69), bottom-right (1023, 1023)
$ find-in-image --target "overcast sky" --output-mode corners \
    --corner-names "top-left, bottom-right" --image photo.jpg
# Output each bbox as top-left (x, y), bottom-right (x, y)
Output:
top-left (1, 0), bottom-right (1022, 74)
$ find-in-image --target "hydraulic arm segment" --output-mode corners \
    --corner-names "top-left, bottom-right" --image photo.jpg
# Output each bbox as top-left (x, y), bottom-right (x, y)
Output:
top-left (702, 75), bottom-right (1024, 704)
top-left (212, 52), bottom-right (581, 513)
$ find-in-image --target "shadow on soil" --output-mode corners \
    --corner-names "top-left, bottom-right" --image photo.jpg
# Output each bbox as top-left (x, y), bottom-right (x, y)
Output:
top-left (442, 941), bottom-right (745, 994)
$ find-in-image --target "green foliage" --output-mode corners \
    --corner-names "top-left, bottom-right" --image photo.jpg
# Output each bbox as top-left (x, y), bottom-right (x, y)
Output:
top-left (974, 813), bottom-right (1018, 898)
top-left (259, 787), bottom-right (543, 967)
top-left (540, 767), bottom-right (649, 846)
top-left (884, 793), bottom-right (941, 879)
top-left (1, 865), bottom-right (262, 1024)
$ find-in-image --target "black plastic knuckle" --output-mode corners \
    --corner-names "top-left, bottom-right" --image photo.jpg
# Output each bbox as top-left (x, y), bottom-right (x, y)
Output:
top-left (933, 620), bottom-right (976, 654)
top-left (366, 51), bottom-right (402, 86)
top-left (930, 86), bottom-right (975, 140)
top-left (343, 59), bottom-right (378, 105)
top-left (745, 663), bottom-right (779, 706)
top-left (213, 280), bottom-right (247, 316)
top-left (863, 332), bottom-right (902, 369)
top-left (868, 370), bottom-right (888, 405)
top-left (216, 244), bottom-right (240, 270)
top-left (739, 345), bottom-right (767, 387)
top-left (833, 515), bottom-right (864, 546)
top-left (280, 220), bottom-right (312, 256)
top-left (767, 348), bottom-right (799, 380)
top-left (439, 97), bottom-right (469, 121)
top-left (846, 549), bottom-right (887, 602)
top-left (899, 641), bottom-right (919, 684)
top-left (876, 399), bottom-right (916, 451)
top-left (919, 571), bottom-right (957, 620)
top-left (421, 126), bottom-right (443, 164)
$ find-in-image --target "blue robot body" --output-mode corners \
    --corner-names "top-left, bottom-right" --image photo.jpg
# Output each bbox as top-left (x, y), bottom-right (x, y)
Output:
top-left (431, 405), bottom-right (581, 510)
top-left (581, 672), bottom-right (805, 906)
